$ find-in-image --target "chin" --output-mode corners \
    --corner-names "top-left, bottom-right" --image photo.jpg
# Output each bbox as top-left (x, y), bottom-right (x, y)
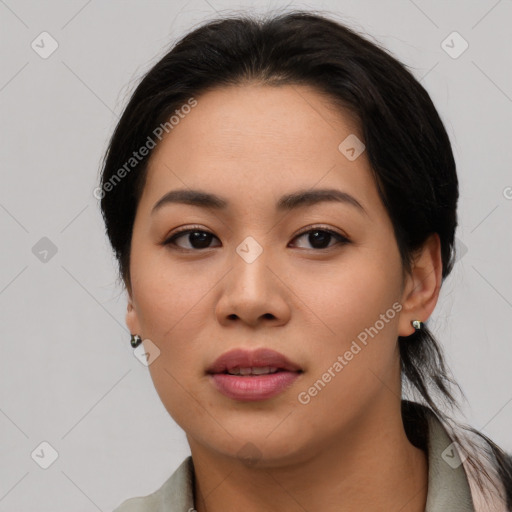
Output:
top-left (210, 426), bottom-right (314, 467)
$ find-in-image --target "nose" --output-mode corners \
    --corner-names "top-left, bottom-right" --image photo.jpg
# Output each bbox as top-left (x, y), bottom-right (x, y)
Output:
top-left (215, 244), bottom-right (291, 329)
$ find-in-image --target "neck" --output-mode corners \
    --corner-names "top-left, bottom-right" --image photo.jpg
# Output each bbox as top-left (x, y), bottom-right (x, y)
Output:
top-left (189, 398), bottom-right (429, 512)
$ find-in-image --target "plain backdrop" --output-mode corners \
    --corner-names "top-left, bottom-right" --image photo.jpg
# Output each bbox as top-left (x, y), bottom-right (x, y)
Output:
top-left (0, 0), bottom-right (511, 510)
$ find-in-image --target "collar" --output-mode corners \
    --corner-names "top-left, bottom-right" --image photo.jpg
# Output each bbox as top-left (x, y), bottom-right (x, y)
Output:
top-left (421, 405), bottom-right (475, 511)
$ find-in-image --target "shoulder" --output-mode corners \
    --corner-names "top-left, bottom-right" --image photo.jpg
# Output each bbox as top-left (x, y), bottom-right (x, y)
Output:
top-left (457, 426), bottom-right (511, 512)
top-left (423, 403), bottom-right (511, 512)
top-left (112, 457), bottom-right (195, 512)
top-left (403, 400), bottom-right (511, 512)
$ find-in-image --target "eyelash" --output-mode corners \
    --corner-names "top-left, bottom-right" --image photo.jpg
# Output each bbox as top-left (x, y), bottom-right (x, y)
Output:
top-left (162, 225), bottom-right (351, 251)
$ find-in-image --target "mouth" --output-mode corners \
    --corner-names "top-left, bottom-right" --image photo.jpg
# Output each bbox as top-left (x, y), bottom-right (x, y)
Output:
top-left (206, 348), bottom-right (303, 401)
top-left (206, 347), bottom-right (303, 375)
top-left (218, 366), bottom-right (300, 376)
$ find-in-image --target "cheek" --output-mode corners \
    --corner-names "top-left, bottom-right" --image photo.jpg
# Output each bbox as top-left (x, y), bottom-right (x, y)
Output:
top-left (291, 249), bottom-right (403, 344)
top-left (131, 247), bottom-right (215, 342)
top-left (131, 263), bottom-right (213, 430)
top-left (130, 251), bottom-right (215, 409)
top-left (291, 247), bottom-right (403, 403)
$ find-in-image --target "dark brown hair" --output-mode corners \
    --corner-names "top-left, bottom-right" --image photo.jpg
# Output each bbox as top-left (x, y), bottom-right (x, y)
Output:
top-left (98, 10), bottom-right (511, 505)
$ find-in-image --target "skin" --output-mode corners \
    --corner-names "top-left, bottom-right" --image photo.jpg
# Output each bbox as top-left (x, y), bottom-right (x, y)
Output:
top-left (126, 83), bottom-right (442, 512)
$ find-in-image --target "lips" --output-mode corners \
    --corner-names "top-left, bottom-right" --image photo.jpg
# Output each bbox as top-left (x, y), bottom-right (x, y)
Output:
top-left (206, 347), bottom-right (303, 375)
top-left (207, 348), bottom-right (303, 401)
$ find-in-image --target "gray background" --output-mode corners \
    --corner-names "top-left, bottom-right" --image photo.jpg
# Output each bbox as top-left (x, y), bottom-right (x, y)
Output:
top-left (1, 0), bottom-right (511, 510)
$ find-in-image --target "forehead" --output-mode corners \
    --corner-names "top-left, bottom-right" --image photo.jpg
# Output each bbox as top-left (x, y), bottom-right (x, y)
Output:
top-left (140, 84), bottom-right (378, 214)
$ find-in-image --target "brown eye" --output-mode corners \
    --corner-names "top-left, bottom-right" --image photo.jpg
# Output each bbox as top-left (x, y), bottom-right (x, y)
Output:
top-left (291, 228), bottom-right (350, 250)
top-left (164, 229), bottom-right (220, 250)
top-left (163, 226), bottom-right (350, 252)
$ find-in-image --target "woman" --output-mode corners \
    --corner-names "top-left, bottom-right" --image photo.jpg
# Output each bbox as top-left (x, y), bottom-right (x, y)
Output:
top-left (98, 10), bottom-right (512, 512)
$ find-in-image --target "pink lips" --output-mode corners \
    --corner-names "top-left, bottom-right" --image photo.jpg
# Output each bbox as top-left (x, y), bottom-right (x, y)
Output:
top-left (206, 348), bottom-right (303, 401)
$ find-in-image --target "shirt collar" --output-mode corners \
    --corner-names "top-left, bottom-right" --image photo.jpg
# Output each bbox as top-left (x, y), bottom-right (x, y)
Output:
top-left (421, 405), bottom-right (475, 511)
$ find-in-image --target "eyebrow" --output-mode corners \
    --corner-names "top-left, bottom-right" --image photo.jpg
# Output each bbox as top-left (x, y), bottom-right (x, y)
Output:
top-left (151, 188), bottom-right (366, 215)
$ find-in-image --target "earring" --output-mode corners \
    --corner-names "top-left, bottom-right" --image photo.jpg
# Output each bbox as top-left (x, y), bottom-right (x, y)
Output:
top-left (411, 320), bottom-right (423, 330)
top-left (130, 334), bottom-right (142, 348)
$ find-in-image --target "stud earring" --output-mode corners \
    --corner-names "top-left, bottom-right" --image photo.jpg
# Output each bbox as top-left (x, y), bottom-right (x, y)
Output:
top-left (411, 320), bottom-right (423, 330)
top-left (130, 334), bottom-right (142, 347)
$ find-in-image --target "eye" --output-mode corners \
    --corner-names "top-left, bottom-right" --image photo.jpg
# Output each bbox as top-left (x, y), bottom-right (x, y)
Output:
top-left (163, 226), bottom-right (220, 251)
top-left (163, 225), bottom-right (350, 251)
top-left (290, 226), bottom-right (350, 250)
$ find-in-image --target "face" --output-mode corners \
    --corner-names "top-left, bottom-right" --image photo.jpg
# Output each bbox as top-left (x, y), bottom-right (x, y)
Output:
top-left (126, 84), bottom-right (412, 466)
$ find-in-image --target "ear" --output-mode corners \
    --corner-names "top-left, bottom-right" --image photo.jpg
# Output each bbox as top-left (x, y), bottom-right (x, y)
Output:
top-left (126, 292), bottom-right (142, 336)
top-left (398, 233), bottom-right (443, 337)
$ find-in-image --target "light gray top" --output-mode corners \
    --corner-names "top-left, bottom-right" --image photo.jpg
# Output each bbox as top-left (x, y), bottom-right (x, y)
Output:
top-left (112, 405), bottom-right (475, 512)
